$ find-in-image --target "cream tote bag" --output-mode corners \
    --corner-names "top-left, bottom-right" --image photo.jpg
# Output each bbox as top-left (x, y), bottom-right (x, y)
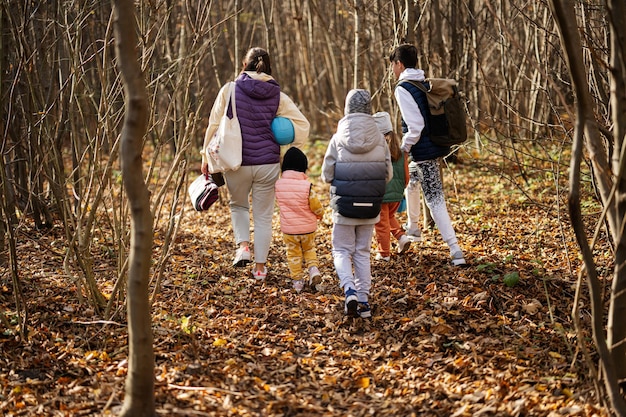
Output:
top-left (207, 82), bottom-right (242, 173)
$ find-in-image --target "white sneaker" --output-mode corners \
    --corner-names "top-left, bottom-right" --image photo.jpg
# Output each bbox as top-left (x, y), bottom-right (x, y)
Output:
top-left (406, 233), bottom-right (423, 242)
top-left (252, 266), bottom-right (267, 281)
top-left (293, 280), bottom-right (304, 293)
top-left (308, 266), bottom-right (322, 287)
top-left (451, 251), bottom-right (466, 266)
top-left (375, 253), bottom-right (390, 262)
top-left (405, 225), bottom-right (423, 242)
top-left (233, 246), bottom-right (251, 267)
top-left (397, 235), bottom-right (412, 254)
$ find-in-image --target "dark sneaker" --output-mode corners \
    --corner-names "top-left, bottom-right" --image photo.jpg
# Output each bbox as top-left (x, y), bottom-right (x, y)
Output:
top-left (357, 302), bottom-right (371, 318)
top-left (344, 288), bottom-right (358, 317)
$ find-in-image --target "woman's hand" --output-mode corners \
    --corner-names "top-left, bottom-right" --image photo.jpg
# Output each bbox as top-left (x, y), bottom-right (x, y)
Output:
top-left (201, 162), bottom-right (209, 175)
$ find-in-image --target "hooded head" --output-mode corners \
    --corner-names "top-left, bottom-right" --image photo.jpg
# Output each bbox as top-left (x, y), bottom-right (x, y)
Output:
top-left (281, 147), bottom-right (308, 173)
top-left (373, 112), bottom-right (393, 135)
top-left (344, 89), bottom-right (372, 115)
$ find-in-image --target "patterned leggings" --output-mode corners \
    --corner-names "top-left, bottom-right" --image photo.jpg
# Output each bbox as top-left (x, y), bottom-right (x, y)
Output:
top-left (410, 159), bottom-right (459, 251)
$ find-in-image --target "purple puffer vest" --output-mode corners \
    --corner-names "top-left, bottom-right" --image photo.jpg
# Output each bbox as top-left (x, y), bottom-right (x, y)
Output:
top-left (229, 73), bottom-right (281, 166)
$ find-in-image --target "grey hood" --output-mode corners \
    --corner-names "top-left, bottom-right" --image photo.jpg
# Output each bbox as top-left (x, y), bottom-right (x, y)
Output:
top-left (333, 113), bottom-right (384, 154)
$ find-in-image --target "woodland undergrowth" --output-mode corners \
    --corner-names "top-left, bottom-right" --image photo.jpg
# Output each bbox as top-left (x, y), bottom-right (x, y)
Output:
top-left (0, 140), bottom-right (612, 416)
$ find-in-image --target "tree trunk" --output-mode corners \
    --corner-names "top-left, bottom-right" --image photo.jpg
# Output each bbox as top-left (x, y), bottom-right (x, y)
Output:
top-left (0, 153), bottom-right (27, 340)
top-left (606, 0), bottom-right (626, 392)
top-left (353, 0), bottom-right (365, 89)
top-left (549, 0), bottom-right (626, 413)
top-left (111, 0), bottom-right (156, 416)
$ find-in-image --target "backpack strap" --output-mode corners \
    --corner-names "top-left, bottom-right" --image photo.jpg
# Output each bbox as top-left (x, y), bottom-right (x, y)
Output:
top-left (397, 79), bottom-right (429, 94)
top-left (396, 79), bottom-right (431, 118)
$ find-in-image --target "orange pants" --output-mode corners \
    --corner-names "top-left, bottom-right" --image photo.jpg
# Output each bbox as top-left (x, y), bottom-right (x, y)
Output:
top-left (374, 202), bottom-right (404, 257)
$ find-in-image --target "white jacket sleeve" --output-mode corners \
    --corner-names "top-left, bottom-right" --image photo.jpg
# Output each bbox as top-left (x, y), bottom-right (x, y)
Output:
top-left (394, 86), bottom-right (425, 153)
top-left (277, 92), bottom-right (310, 149)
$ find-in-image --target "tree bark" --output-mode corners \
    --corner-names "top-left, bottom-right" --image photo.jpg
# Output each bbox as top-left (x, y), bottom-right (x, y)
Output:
top-left (111, 0), bottom-right (156, 416)
top-left (353, 0), bottom-right (364, 89)
top-left (606, 0), bottom-right (626, 391)
top-left (549, 0), bottom-right (626, 413)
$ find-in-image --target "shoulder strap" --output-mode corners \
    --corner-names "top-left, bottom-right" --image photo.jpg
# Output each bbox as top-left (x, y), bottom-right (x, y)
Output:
top-left (227, 81), bottom-right (237, 118)
top-left (397, 79), bottom-right (429, 94)
top-left (396, 79), bottom-right (432, 126)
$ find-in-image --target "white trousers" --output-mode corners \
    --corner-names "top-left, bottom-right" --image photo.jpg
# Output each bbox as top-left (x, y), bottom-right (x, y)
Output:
top-left (405, 167), bottom-right (422, 236)
top-left (225, 163), bottom-right (280, 264)
top-left (331, 223), bottom-right (374, 303)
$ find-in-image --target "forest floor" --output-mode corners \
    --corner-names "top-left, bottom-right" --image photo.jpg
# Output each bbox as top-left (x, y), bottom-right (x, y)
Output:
top-left (0, 143), bottom-right (613, 416)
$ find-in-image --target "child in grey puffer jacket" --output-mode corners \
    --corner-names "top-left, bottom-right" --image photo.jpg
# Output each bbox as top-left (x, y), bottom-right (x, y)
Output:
top-left (322, 89), bottom-right (392, 318)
